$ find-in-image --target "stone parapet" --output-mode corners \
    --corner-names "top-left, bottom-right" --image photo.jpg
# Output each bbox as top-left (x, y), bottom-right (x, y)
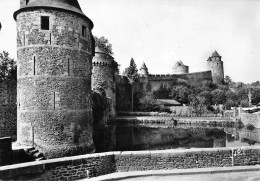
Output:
top-left (1, 146), bottom-right (260, 180)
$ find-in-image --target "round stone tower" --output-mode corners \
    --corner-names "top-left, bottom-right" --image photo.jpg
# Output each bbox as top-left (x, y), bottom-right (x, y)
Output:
top-left (92, 46), bottom-right (117, 118)
top-left (207, 51), bottom-right (224, 84)
top-left (140, 62), bottom-right (149, 78)
top-left (173, 60), bottom-right (189, 74)
top-left (14, 0), bottom-right (95, 158)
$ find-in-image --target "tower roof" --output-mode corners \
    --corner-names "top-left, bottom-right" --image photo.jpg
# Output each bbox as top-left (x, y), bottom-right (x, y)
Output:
top-left (14, 0), bottom-right (93, 28)
top-left (95, 46), bottom-right (106, 54)
top-left (207, 57), bottom-right (212, 61)
top-left (175, 60), bottom-right (186, 66)
top-left (140, 62), bottom-right (148, 70)
top-left (95, 46), bottom-right (114, 59)
top-left (211, 51), bottom-right (221, 57)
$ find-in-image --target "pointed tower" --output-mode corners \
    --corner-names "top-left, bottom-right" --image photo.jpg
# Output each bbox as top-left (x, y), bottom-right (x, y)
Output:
top-left (207, 51), bottom-right (224, 84)
top-left (92, 46), bottom-right (117, 118)
top-left (14, 0), bottom-right (95, 158)
top-left (140, 62), bottom-right (149, 78)
top-left (173, 60), bottom-right (189, 74)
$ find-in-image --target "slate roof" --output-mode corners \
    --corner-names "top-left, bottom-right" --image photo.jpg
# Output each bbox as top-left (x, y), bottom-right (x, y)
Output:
top-left (14, 0), bottom-right (93, 28)
top-left (156, 99), bottom-right (182, 106)
top-left (140, 62), bottom-right (148, 70)
top-left (212, 51), bottom-right (221, 57)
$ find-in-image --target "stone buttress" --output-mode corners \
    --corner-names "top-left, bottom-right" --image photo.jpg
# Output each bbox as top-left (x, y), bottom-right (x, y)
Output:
top-left (14, 0), bottom-right (95, 158)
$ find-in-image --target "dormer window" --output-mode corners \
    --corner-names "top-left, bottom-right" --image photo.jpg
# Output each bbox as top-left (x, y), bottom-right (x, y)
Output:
top-left (82, 25), bottom-right (86, 37)
top-left (41, 16), bottom-right (49, 30)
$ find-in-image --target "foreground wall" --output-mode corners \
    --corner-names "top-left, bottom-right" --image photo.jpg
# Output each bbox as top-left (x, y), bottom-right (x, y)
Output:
top-left (1, 146), bottom-right (260, 180)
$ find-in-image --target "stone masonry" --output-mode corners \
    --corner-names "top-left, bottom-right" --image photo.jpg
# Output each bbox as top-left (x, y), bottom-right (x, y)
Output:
top-left (0, 80), bottom-right (17, 140)
top-left (1, 147), bottom-right (260, 180)
top-left (92, 46), bottom-right (117, 118)
top-left (14, 0), bottom-right (95, 158)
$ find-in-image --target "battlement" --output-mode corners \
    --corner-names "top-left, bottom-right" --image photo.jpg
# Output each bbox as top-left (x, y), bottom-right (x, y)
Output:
top-left (144, 71), bottom-right (212, 81)
top-left (92, 61), bottom-right (112, 67)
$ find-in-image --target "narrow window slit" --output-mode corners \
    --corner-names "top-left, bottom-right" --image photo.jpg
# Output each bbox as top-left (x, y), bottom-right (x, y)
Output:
top-left (68, 58), bottom-right (70, 76)
top-left (33, 56), bottom-right (36, 75)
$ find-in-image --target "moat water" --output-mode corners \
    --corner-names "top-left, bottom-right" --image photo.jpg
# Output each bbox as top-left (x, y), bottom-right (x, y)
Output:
top-left (94, 122), bottom-right (260, 153)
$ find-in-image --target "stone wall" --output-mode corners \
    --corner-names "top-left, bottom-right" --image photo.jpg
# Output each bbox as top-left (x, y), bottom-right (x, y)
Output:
top-left (0, 137), bottom-right (12, 166)
top-left (15, 8), bottom-right (94, 158)
top-left (240, 113), bottom-right (260, 128)
top-left (92, 53), bottom-right (116, 118)
top-left (0, 80), bottom-right (17, 140)
top-left (1, 147), bottom-right (260, 180)
top-left (116, 75), bottom-right (132, 112)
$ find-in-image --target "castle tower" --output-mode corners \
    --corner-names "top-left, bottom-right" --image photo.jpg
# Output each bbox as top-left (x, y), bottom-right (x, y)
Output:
top-left (173, 60), bottom-right (189, 74)
top-left (207, 51), bottom-right (224, 84)
top-left (92, 46), bottom-right (117, 118)
top-left (140, 62), bottom-right (149, 78)
top-left (14, 0), bottom-right (95, 158)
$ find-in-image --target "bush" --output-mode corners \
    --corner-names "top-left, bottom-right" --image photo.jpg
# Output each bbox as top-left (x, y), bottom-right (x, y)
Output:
top-left (246, 124), bottom-right (255, 131)
top-left (158, 105), bottom-right (172, 113)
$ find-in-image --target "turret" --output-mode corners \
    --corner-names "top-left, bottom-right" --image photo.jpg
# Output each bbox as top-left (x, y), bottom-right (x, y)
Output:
top-left (92, 46), bottom-right (117, 118)
top-left (14, 0), bottom-right (95, 158)
top-left (140, 62), bottom-right (149, 78)
top-left (207, 51), bottom-right (224, 84)
top-left (173, 60), bottom-right (189, 74)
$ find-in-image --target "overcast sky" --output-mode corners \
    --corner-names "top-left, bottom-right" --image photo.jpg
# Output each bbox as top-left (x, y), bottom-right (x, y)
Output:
top-left (0, 0), bottom-right (260, 83)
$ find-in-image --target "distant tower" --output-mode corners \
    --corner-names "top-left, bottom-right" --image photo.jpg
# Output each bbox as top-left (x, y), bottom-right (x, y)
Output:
top-left (173, 60), bottom-right (189, 74)
top-left (140, 62), bottom-right (149, 78)
top-left (92, 46), bottom-right (117, 118)
top-left (207, 51), bottom-right (224, 84)
top-left (14, 0), bottom-right (95, 158)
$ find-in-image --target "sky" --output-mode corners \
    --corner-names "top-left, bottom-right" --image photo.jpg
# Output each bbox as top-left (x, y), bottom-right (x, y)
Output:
top-left (0, 0), bottom-right (260, 83)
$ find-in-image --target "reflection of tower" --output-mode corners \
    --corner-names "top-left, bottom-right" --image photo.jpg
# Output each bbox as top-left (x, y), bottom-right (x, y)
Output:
top-left (207, 51), bottom-right (224, 84)
top-left (248, 89), bottom-right (252, 107)
top-left (173, 60), bottom-right (189, 74)
top-left (14, 0), bottom-right (95, 158)
top-left (92, 46), bottom-right (117, 118)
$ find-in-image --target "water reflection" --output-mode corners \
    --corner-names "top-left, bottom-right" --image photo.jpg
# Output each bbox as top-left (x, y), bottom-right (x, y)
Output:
top-left (94, 123), bottom-right (260, 153)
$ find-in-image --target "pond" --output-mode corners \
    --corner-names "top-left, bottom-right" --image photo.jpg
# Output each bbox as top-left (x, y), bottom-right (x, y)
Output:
top-left (94, 122), bottom-right (260, 153)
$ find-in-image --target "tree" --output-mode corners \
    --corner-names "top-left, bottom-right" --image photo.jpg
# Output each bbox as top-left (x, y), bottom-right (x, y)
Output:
top-left (123, 58), bottom-right (140, 111)
top-left (198, 91), bottom-right (212, 106)
top-left (170, 85), bottom-right (191, 104)
top-left (94, 36), bottom-right (113, 55)
top-left (124, 58), bottom-right (139, 82)
top-left (0, 51), bottom-right (16, 81)
top-left (211, 89), bottom-right (226, 105)
top-left (224, 75), bottom-right (232, 86)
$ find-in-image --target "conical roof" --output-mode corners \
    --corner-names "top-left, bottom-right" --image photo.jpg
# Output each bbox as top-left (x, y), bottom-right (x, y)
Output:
top-left (212, 51), bottom-right (221, 57)
top-left (207, 57), bottom-right (212, 61)
top-left (140, 62), bottom-right (148, 70)
top-left (175, 60), bottom-right (186, 66)
top-left (95, 46), bottom-right (114, 59)
top-left (95, 46), bottom-right (106, 54)
top-left (14, 0), bottom-right (93, 28)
